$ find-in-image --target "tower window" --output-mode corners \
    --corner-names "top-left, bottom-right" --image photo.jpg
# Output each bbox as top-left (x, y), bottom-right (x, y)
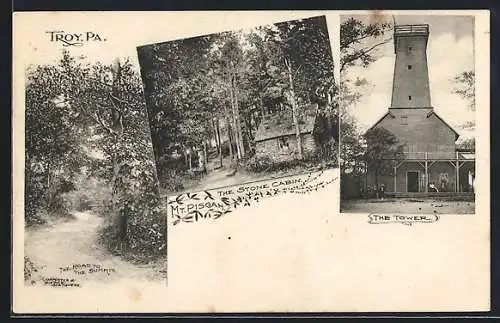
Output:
top-left (408, 46), bottom-right (413, 52)
top-left (408, 95), bottom-right (412, 100)
top-left (400, 115), bottom-right (408, 125)
top-left (407, 65), bottom-right (412, 70)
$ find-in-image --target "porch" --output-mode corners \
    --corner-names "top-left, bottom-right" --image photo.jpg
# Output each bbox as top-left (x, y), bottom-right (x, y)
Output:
top-left (387, 192), bottom-right (475, 199)
top-left (367, 151), bottom-right (475, 194)
top-left (391, 151), bottom-right (475, 194)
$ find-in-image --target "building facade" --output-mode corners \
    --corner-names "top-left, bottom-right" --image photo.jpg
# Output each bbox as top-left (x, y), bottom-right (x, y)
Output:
top-left (254, 104), bottom-right (318, 163)
top-left (366, 24), bottom-right (475, 194)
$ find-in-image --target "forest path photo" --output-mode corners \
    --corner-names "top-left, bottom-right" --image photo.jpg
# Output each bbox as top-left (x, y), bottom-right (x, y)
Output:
top-left (24, 212), bottom-right (165, 287)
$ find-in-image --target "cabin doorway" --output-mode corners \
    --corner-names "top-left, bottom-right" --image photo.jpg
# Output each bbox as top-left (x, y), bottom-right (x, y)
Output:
top-left (407, 171), bottom-right (419, 192)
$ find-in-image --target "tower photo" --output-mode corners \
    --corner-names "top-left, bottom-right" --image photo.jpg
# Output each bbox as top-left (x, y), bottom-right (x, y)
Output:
top-left (339, 15), bottom-right (475, 214)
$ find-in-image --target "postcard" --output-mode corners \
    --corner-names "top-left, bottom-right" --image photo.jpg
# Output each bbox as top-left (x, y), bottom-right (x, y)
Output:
top-left (12, 10), bottom-right (490, 313)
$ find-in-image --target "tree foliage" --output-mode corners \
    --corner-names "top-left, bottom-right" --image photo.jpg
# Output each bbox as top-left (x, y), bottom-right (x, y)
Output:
top-left (25, 50), bottom-right (165, 260)
top-left (138, 16), bottom-right (339, 193)
top-left (25, 64), bottom-right (88, 224)
top-left (340, 17), bottom-right (393, 72)
top-left (339, 17), bottom-right (394, 180)
top-left (456, 137), bottom-right (475, 151)
top-left (364, 127), bottom-right (404, 187)
top-left (453, 70), bottom-right (475, 111)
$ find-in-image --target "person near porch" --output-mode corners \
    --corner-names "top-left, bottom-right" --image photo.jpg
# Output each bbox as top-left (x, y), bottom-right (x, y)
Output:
top-left (472, 173), bottom-right (475, 193)
top-left (429, 182), bottom-right (439, 192)
top-left (379, 184), bottom-right (385, 200)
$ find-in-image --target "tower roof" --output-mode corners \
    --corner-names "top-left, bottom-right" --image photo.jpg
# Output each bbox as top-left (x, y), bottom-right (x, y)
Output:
top-left (366, 108), bottom-right (460, 141)
top-left (393, 24), bottom-right (429, 53)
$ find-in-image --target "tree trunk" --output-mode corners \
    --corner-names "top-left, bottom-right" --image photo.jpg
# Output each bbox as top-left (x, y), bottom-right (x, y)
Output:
top-left (203, 142), bottom-right (208, 169)
top-left (229, 73), bottom-right (242, 160)
top-left (259, 92), bottom-right (265, 117)
top-left (245, 116), bottom-right (253, 141)
top-left (46, 162), bottom-right (51, 189)
top-left (286, 59), bottom-right (303, 160)
top-left (212, 118), bottom-right (219, 152)
top-left (110, 135), bottom-right (126, 248)
top-left (226, 117), bottom-right (233, 161)
top-left (253, 111), bottom-right (259, 130)
top-left (221, 79), bottom-right (234, 163)
top-left (150, 162), bottom-right (162, 197)
top-left (45, 161), bottom-right (53, 210)
top-left (205, 140), bottom-right (210, 163)
top-left (233, 70), bottom-right (245, 158)
top-left (216, 118), bottom-right (223, 168)
top-left (108, 61), bottom-right (128, 249)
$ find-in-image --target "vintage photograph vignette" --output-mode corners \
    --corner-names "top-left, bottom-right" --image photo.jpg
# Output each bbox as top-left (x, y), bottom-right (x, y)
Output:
top-left (137, 15), bottom-right (339, 199)
top-left (339, 14), bottom-right (476, 215)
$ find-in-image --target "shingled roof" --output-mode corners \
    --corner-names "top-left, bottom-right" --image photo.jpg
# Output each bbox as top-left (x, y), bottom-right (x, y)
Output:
top-left (366, 107), bottom-right (460, 141)
top-left (254, 104), bottom-right (318, 142)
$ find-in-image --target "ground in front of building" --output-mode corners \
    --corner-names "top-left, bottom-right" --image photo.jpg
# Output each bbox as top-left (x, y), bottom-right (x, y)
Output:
top-left (340, 197), bottom-right (475, 214)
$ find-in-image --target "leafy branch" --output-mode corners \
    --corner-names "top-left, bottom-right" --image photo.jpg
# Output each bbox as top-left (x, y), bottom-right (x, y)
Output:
top-left (340, 36), bottom-right (392, 72)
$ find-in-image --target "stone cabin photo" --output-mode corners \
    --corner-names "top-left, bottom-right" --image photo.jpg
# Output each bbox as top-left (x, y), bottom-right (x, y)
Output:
top-left (138, 15), bottom-right (338, 195)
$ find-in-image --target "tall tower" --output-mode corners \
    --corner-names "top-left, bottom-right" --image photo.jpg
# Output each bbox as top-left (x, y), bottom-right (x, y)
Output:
top-left (391, 24), bottom-right (431, 108)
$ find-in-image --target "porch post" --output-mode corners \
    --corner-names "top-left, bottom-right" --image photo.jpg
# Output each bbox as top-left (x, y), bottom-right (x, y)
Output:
top-left (425, 152), bottom-right (428, 193)
top-left (455, 151), bottom-right (460, 192)
top-left (393, 165), bottom-right (397, 193)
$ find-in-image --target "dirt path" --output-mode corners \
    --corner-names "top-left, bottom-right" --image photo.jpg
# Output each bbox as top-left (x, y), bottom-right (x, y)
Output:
top-left (24, 212), bottom-right (165, 287)
top-left (176, 155), bottom-right (252, 193)
top-left (195, 167), bottom-right (256, 191)
top-left (182, 154), bottom-right (303, 193)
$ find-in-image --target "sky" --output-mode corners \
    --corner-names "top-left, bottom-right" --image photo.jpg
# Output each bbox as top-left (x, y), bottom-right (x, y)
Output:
top-left (16, 12), bottom-right (474, 142)
top-left (341, 14), bottom-right (475, 141)
top-left (15, 12), bottom-right (338, 73)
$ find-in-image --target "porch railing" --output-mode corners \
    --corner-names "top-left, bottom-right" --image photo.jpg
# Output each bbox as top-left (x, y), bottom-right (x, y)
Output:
top-left (381, 151), bottom-right (475, 160)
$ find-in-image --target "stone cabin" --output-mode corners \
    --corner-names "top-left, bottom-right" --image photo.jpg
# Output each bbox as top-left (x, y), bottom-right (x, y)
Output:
top-left (254, 103), bottom-right (319, 163)
top-left (365, 24), bottom-right (475, 194)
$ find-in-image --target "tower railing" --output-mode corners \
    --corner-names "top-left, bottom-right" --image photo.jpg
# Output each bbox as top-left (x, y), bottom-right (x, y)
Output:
top-left (394, 24), bottom-right (429, 36)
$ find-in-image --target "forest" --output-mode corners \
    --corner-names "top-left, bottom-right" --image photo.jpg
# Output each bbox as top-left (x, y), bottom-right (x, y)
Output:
top-left (137, 15), bottom-right (338, 194)
top-left (25, 51), bottom-right (166, 263)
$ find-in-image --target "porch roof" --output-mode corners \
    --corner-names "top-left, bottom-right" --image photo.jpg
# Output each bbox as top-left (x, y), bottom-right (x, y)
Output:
top-left (458, 152), bottom-right (475, 160)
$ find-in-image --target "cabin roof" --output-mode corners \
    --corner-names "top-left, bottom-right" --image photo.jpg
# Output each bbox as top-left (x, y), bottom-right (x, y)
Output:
top-left (366, 108), bottom-right (460, 141)
top-left (254, 104), bottom-right (318, 142)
